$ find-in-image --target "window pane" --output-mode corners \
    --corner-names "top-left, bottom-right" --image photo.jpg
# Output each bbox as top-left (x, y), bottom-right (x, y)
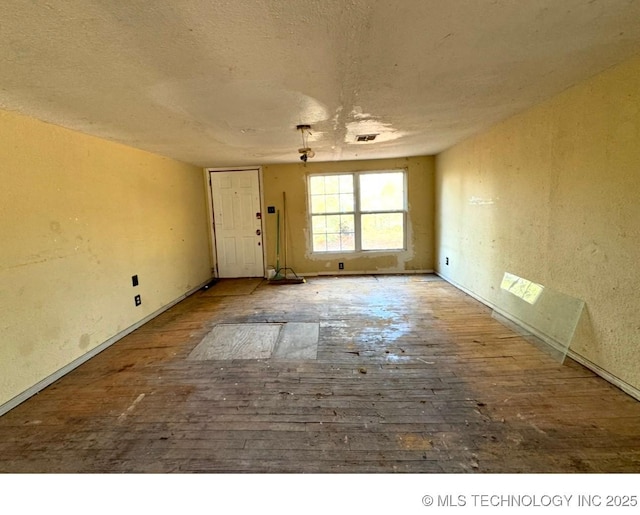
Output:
top-left (340, 193), bottom-right (354, 212)
top-left (313, 233), bottom-right (327, 252)
top-left (340, 175), bottom-right (354, 193)
top-left (361, 213), bottom-right (404, 250)
top-left (324, 215), bottom-right (354, 239)
top-left (312, 215), bottom-right (327, 233)
top-left (341, 233), bottom-right (355, 250)
top-left (310, 174), bottom-right (354, 216)
top-left (325, 194), bottom-right (341, 213)
top-left (325, 214), bottom-right (341, 233)
top-left (312, 214), bottom-right (354, 252)
top-left (360, 172), bottom-right (404, 211)
top-left (309, 176), bottom-right (325, 195)
top-left (340, 214), bottom-right (354, 233)
top-left (310, 195), bottom-right (326, 214)
top-left (326, 233), bottom-right (341, 252)
top-left (325, 175), bottom-right (340, 194)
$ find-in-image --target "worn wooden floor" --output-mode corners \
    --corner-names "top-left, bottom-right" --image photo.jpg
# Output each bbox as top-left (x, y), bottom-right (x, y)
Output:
top-left (1, 275), bottom-right (639, 473)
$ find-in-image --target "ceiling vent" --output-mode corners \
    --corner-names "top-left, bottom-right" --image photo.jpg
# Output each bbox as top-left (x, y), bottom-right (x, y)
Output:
top-left (355, 133), bottom-right (378, 142)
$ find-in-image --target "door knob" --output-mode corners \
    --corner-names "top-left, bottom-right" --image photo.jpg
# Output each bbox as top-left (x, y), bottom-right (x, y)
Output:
top-left (256, 229), bottom-right (261, 236)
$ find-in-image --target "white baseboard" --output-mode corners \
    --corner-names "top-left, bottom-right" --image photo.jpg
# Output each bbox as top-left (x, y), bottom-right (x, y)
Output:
top-left (567, 351), bottom-right (640, 401)
top-left (304, 269), bottom-right (435, 277)
top-left (435, 272), bottom-right (640, 402)
top-left (0, 278), bottom-right (214, 417)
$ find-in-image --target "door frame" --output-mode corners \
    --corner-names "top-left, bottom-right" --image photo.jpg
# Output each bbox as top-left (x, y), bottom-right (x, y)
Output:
top-left (204, 167), bottom-right (267, 278)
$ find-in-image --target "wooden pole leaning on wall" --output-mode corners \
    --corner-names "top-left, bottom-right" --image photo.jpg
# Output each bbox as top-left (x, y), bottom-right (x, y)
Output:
top-left (268, 191), bottom-right (305, 284)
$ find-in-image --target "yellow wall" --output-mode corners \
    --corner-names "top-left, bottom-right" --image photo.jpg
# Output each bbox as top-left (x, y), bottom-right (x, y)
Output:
top-left (435, 54), bottom-right (640, 392)
top-left (0, 109), bottom-right (212, 407)
top-left (263, 156), bottom-right (434, 275)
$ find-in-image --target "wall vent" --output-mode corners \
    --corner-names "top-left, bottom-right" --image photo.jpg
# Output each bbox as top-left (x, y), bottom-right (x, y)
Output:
top-left (355, 134), bottom-right (378, 142)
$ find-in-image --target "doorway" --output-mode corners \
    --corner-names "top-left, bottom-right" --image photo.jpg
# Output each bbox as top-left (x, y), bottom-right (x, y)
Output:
top-left (209, 169), bottom-right (265, 278)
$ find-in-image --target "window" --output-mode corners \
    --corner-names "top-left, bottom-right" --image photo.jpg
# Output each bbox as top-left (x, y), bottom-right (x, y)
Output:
top-left (309, 170), bottom-right (406, 252)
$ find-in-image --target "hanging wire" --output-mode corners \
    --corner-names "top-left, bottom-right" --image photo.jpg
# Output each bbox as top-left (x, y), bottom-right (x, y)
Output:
top-left (296, 124), bottom-right (314, 162)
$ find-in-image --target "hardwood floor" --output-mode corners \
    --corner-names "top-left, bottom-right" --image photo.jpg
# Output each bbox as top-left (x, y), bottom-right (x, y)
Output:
top-left (1, 275), bottom-right (639, 473)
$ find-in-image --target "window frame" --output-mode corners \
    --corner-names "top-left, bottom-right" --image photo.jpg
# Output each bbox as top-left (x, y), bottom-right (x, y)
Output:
top-left (307, 169), bottom-right (407, 254)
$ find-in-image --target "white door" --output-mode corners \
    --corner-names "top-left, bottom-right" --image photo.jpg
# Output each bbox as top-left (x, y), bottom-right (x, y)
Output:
top-left (210, 170), bottom-right (264, 278)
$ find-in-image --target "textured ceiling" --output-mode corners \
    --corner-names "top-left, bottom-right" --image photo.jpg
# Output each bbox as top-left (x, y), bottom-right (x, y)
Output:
top-left (2, 1), bottom-right (640, 167)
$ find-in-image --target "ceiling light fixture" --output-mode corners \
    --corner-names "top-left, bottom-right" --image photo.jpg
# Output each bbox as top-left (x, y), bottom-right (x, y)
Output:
top-left (296, 124), bottom-right (315, 162)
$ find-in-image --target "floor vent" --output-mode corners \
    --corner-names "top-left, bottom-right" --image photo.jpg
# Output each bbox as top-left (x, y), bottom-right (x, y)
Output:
top-left (355, 134), bottom-right (378, 142)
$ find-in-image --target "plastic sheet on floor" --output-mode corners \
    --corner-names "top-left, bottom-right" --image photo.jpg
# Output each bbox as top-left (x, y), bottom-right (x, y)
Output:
top-left (492, 272), bottom-right (585, 363)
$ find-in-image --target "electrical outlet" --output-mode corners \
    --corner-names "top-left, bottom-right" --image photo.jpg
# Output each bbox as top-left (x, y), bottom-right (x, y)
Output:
top-left (132, 274), bottom-right (139, 287)
top-left (445, 257), bottom-right (449, 266)
top-left (339, 262), bottom-right (344, 270)
top-left (134, 294), bottom-right (142, 306)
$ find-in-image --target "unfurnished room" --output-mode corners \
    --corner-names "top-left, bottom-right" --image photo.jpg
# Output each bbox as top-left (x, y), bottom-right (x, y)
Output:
top-left (1, 0), bottom-right (640, 484)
